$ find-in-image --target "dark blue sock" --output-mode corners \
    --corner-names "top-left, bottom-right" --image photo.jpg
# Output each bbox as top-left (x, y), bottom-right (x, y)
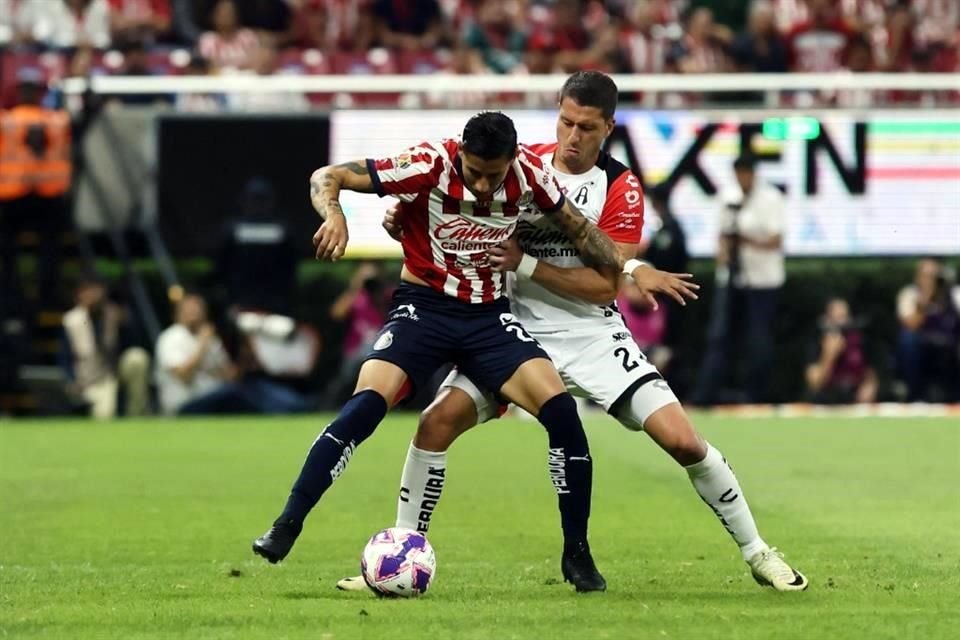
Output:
top-left (538, 393), bottom-right (592, 549)
top-left (279, 390), bottom-right (388, 525)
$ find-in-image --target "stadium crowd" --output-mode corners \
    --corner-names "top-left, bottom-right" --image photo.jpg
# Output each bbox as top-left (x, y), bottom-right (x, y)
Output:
top-left (1, 0), bottom-right (958, 107)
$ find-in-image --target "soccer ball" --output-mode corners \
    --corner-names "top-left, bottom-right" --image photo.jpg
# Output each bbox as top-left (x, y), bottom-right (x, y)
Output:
top-left (361, 527), bottom-right (436, 597)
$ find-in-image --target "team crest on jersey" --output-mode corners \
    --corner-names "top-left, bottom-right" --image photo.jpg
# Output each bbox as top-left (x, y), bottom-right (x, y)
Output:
top-left (396, 152), bottom-right (412, 169)
top-left (574, 185), bottom-right (590, 206)
top-left (373, 330), bottom-right (394, 350)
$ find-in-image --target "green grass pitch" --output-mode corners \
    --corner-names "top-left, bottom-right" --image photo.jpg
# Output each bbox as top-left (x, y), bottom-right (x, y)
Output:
top-left (1, 414), bottom-right (958, 639)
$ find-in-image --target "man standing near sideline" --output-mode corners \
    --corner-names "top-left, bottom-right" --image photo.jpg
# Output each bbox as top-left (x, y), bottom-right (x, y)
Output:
top-left (692, 152), bottom-right (786, 406)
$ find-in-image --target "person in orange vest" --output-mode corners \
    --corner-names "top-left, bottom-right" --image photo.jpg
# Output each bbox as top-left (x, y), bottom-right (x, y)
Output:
top-left (0, 67), bottom-right (73, 307)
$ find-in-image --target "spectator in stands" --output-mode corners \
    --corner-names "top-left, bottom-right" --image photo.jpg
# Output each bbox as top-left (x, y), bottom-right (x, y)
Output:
top-left (227, 43), bottom-right (310, 111)
top-left (373, 0), bottom-right (445, 51)
top-left (691, 153), bottom-right (785, 406)
top-left (198, 0), bottom-right (260, 71)
top-left (896, 259), bottom-right (960, 402)
top-left (156, 292), bottom-right (236, 415)
top-left (323, 261), bottom-right (391, 406)
top-left (875, 1), bottom-right (915, 72)
top-left (174, 54), bottom-right (225, 112)
top-left (666, 6), bottom-right (732, 73)
top-left (0, 0), bottom-right (15, 44)
top-left (16, 0), bottom-right (112, 49)
top-left (215, 177), bottom-right (300, 315)
top-left (107, 0), bottom-right (171, 44)
top-left (526, 0), bottom-right (592, 73)
top-left (786, 0), bottom-right (853, 72)
top-left (913, 0), bottom-right (960, 51)
top-left (61, 276), bottom-right (151, 418)
top-left (843, 34), bottom-right (875, 72)
top-left (291, 0), bottom-right (375, 53)
top-left (805, 297), bottom-right (877, 404)
top-left (461, 0), bottom-right (527, 74)
top-left (619, 0), bottom-right (669, 75)
top-left (156, 292), bottom-right (309, 414)
top-left (730, 0), bottom-right (788, 73)
top-left (0, 68), bottom-right (72, 308)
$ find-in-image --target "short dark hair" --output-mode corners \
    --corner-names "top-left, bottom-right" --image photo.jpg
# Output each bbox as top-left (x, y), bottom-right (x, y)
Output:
top-left (461, 112), bottom-right (517, 161)
top-left (559, 71), bottom-right (618, 119)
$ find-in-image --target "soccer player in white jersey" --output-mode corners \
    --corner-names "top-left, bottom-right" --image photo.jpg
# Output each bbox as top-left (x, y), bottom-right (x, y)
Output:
top-left (253, 110), bottom-right (652, 592)
top-left (338, 72), bottom-right (809, 592)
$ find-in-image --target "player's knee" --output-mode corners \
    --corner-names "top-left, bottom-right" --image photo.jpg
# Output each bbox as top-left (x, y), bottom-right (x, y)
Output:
top-left (665, 432), bottom-right (707, 466)
top-left (414, 403), bottom-right (467, 452)
top-left (537, 393), bottom-right (588, 447)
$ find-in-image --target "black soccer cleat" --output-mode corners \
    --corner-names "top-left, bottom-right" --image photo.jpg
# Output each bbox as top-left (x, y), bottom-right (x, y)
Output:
top-left (561, 541), bottom-right (607, 593)
top-left (252, 518), bottom-right (302, 564)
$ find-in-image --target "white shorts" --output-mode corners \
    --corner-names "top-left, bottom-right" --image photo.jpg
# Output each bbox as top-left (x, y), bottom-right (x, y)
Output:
top-left (440, 324), bottom-right (679, 431)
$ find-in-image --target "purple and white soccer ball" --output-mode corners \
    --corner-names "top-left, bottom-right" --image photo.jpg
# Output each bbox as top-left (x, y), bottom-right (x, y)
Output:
top-left (361, 527), bottom-right (436, 597)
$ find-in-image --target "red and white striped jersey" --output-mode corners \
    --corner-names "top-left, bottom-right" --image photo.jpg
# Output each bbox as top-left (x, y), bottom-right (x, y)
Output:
top-left (198, 28), bottom-right (259, 70)
top-left (365, 139), bottom-right (565, 304)
top-left (510, 143), bottom-right (645, 330)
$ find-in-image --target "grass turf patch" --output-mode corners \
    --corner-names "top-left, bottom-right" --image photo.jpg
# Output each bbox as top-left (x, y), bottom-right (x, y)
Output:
top-left (1, 414), bottom-right (957, 639)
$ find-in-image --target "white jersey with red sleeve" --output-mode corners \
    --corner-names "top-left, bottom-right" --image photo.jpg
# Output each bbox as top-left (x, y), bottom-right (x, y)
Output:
top-left (509, 144), bottom-right (645, 330)
top-left (365, 140), bottom-right (565, 303)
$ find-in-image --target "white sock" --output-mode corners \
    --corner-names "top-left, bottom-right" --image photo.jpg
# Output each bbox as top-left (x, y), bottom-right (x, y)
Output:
top-left (685, 443), bottom-right (768, 561)
top-left (395, 442), bottom-right (447, 534)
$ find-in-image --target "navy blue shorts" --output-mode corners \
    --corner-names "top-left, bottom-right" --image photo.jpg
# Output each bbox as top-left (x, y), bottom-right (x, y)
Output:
top-left (363, 282), bottom-right (551, 398)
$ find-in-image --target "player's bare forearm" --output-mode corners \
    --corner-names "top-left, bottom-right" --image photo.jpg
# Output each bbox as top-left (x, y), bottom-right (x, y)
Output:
top-left (530, 261), bottom-right (619, 305)
top-left (548, 200), bottom-right (623, 278)
top-left (309, 160), bottom-right (375, 219)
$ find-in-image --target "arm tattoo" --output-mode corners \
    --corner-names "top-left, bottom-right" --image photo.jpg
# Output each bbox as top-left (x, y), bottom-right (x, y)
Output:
top-left (551, 200), bottom-right (623, 274)
top-left (310, 170), bottom-right (344, 220)
top-left (339, 161), bottom-right (369, 176)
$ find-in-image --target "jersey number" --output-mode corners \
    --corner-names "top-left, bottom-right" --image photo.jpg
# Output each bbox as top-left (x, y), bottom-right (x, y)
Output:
top-left (506, 324), bottom-right (535, 343)
top-left (614, 347), bottom-right (640, 372)
top-left (499, 313), bottom-right (535, 343)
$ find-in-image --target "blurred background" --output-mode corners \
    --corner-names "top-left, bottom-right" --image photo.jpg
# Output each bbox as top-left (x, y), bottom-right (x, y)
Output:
top-left (0, 0), bottom-right (958, 418)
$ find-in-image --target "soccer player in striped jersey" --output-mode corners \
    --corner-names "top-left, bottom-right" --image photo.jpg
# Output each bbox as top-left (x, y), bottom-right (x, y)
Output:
top-left (253, 111), bottom-right (632, 591)
top-left (337, 71), bottom-right (808, 593)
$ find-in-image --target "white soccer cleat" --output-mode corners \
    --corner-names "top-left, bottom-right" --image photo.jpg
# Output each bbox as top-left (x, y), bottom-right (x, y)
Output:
top-left (336, 575), bottom-right (368, 592)
top-left (747, 548), bottom-right (809, 592)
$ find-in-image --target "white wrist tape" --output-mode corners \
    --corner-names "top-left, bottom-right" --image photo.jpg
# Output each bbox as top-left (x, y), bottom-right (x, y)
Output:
top-left (623, 258), bottom-right (649, 277)
top-left (516, 253), bottom-right (539, 279)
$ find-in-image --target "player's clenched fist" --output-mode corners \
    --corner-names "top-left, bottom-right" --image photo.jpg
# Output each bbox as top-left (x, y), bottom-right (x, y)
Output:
top-left (487, 236), bottom-right (523, 272)
top-left (313, 214), bottom-right (349, 261)
top-left (382, 203), bottom-right (404, 241)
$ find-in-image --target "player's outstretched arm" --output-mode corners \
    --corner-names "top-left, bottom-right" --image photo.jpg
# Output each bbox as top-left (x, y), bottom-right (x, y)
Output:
top-left (546, 199), bottom-right (623, 279)
top-left (308, 160), bottom-right (375, 261)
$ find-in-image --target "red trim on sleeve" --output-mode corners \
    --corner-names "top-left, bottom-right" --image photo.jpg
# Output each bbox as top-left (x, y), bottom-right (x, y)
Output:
top-left (597, 171), bottom-right (644, 244)
top-left (525, 142), bottom-right (559, 157)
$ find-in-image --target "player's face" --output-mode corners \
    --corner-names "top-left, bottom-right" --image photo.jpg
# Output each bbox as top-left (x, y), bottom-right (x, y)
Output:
top-left (459, 151), bottom-right (514, 201)
top-left (555, 97), bottom-right (614, 172)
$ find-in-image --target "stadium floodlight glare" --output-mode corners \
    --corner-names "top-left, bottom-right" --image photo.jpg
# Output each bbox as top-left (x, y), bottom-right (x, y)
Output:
top-left (761, 117), bottom-right (821, 140)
